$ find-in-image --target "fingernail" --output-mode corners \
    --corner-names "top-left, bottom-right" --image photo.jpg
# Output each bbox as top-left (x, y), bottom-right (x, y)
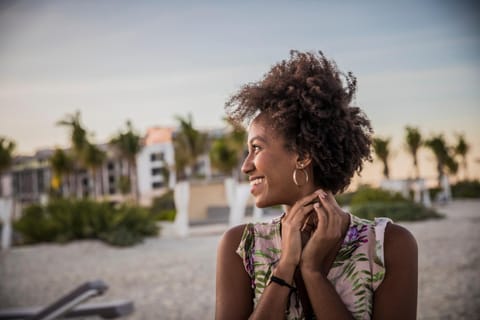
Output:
top-left (315, 189), bottom-right (323, 195)
top-left (313, 202), bottom-right (320, 208)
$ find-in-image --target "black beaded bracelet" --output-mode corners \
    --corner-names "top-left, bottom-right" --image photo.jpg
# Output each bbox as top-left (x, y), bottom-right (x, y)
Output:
top-left (270, 275), bottom-right (296, 291)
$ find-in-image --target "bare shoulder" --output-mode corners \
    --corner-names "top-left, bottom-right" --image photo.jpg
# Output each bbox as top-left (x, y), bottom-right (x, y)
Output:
top-left (216, 224), bottom-right (255, 318)
top-left (373, 223), bottom-right (418, 319)
top-left (218, 224), bottom-right (248, 253)
top-left (384, 223), bottom-right (418, 265)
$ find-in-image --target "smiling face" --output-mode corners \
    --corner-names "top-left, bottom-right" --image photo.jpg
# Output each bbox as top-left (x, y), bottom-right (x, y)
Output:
top-left (241, 114), bottom-right (306, 207)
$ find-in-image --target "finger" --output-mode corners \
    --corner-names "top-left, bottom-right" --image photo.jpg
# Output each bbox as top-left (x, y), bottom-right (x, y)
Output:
top-left (285, 191), bottom-right (321, 221)
top-left (300, 191), bottom-right (324, 207)
top-left (313, 202), bottom-right (328, 228)
top-left (317, 191), bottom-right (340, 217)
top-left (284, 203), bottom-right (315, 225)
top-left (317, 191), bottom-right (345, 230)
top-left (297, 204), bottom-right (316, 223)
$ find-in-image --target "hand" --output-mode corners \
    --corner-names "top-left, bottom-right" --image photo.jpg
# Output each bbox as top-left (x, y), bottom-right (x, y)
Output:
top-left (279, 192), bottom-right (320, 270)
top-left (300, 190), bottom-right (349, 275)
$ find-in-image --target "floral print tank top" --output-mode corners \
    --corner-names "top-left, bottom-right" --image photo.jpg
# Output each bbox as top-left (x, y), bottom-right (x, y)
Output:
top-left (236, 212), bottom-right (392, 320)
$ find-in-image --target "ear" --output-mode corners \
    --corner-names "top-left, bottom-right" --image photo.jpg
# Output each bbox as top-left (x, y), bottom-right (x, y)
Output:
top-left (295, 152), bottom-right (312, 168)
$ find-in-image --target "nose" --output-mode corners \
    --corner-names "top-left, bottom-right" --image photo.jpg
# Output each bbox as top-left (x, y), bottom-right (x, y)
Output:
top-left (241, 152), bottom-right (254, 175)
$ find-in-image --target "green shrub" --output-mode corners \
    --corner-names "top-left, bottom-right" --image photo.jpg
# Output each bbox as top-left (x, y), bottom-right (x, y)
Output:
top-left (350, 186), bottom-right (407, 206)
top-left (150, 190), bottom-right (176, 221)
top-left (151, 190), bottom-right (175, 211)
top-left (452, 180), bottom-right (480, 198)
top-left (14, 204), bottom-right (60, 243)
top-left (154, 209), bottom-right (176, 222)
top-left (99, 226), bottom-right (144, 247)
top-left (428, 187), bottom-right (442, 201)
top-left (14, 199), bottom-right (159, 247)
top-left (337, 186), bottom-right (443, 222)
top-left (335, 191), bottom-right (355, 207)
top-left (351, 201), bottom-right (444, 222)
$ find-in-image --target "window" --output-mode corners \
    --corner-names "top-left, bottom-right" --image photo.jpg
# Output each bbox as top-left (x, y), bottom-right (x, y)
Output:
top-left (37, 169), bottom-right (45, 192)
top-left (152, 181), bottom-right (164, 189)
top-left (150, 152), bottom-right (164, 162)
top-left (151, 167), bottom-right (163, 175)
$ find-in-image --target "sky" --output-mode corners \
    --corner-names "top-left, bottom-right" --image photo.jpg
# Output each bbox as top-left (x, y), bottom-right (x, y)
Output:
top-left (0, 0), bottom-right (479, 183)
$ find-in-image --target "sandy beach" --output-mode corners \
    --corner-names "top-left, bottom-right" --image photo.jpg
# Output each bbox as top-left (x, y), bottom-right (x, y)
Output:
top-left (1, 199), bottom-right (479, 319)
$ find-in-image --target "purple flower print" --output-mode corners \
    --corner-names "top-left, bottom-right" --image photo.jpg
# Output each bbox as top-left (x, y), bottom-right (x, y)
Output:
top-left (344, 225), bottom-right (368, 246)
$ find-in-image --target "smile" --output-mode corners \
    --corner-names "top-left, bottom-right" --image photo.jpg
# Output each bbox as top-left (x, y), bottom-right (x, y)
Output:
top-left (250, 177), bottom-right (265, 186)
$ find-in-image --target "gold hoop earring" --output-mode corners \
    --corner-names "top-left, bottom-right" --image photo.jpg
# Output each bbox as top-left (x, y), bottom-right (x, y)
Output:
top-left (293, 168), bottom-right (309, 186)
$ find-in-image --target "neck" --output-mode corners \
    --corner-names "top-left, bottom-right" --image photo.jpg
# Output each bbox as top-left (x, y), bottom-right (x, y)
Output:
top-left (284, 184), bottom-right (318, 215)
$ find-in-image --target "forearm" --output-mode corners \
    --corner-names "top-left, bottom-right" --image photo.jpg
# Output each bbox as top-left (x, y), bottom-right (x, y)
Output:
top-left (301, 269), bottom-right (354, 320)
top-left (249, 263), bottom-right (296, 320)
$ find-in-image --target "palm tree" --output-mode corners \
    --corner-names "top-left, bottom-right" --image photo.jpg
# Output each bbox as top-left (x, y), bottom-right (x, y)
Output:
top-left (57, 111), bottom-right (89, 197)
top-left (50, 148), bottom-right (74, 197)
top-left (373, 137), bottom-right (391, 179)
top-left (424, 134), bottom-right (458, 187)
top-left (83, 143), bottom-right (106, 200)
top-left (0, 137), bottom-right (16, 197)
top-left (57, 111), bottom-right (89, 156)
top-left (210, 137), bottom-right (238, 175)
top-left (405, 126), bottom-right (422, 179)
top-left (110, 120), bottom-right (142, 202)
top-left (454, 133), bottom-right (469, 180)
top-left (209, 118), bottom-right (246, 180)
top-left (173, 114), bottom-right (207, 180)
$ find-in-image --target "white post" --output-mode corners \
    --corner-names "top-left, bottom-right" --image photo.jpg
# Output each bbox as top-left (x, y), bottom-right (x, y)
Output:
top-left (422, 188), bottom-right (432, 208)
top-left (413, 180), bottom-right (422, 203)
top-left (226, 177), bottom-right (251, 227)
top-left (441, 175), bottom-right (452, 203)
top-left (225, 177), bottom-right (236, 226)
top-left (0, 198), bottom-right (13, 250)
top-left (418, 179), bottom-right (432, 208)
top-left (173, 181), bottom-right (190, 238)
top-left (224, 177), bottom-right (235, 209)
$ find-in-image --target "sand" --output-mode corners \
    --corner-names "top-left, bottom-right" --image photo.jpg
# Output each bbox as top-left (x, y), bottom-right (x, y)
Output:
top-left (1, 199), bottom-right (479, 319)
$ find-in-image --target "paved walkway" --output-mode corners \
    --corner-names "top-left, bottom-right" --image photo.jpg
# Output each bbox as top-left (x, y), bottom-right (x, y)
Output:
top-left (1, 199), bottom-right (479, 319)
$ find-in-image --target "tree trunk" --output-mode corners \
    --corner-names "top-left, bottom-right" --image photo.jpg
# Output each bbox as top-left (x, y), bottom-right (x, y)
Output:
top-left (91, 168), bottom-right (97, 200)
top-left (437, 162), bottom-right (443, 188)
top-left (73, 171), bottom-right (78, 198)
top-left (67, 173), bottom-right (73, 198)
top-left (413, 156), bottom-right (420, 180)
top-left (131, 160), bottom-right (139, 204)
top-left (383, 160), bottom-right (390, 179)
top-left (99, 165), bottom-right (104, 200)
top-left (462, 158), bottom-right (468, 180)
top-left (0, 173), bottom-right (3, 197)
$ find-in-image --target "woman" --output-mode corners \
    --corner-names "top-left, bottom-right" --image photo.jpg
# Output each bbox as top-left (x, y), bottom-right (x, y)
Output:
top-left (216, 51), bottom-right (418, 319)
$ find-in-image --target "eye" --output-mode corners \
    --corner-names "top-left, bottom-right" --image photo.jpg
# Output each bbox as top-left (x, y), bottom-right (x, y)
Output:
top-left (252, 144), bottom-right (261, 152)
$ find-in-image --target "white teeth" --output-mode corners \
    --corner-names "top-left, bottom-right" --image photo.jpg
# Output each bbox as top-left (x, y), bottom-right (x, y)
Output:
top-left (250, 178), bottom-right (264, 186)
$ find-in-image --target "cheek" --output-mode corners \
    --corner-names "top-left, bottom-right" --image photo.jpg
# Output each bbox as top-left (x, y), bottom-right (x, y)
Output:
top-left (253, 152), bottom-right (268, 170)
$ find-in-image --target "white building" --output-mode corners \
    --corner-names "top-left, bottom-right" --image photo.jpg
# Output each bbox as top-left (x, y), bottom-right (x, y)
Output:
top-left (1, 125), bottom-right (231, 208)
top-left (136, 127), bottom-right (176, 206)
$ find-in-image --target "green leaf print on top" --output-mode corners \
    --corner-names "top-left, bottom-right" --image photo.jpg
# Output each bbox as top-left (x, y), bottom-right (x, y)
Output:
top-left (236, 213), bottom-right (392, 320)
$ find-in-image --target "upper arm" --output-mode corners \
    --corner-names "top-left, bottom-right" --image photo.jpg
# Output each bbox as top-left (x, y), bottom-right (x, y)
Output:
top-left (373, 223), bottom-right (418, 320)
top-left (215, 224), bottom-right (254, 320)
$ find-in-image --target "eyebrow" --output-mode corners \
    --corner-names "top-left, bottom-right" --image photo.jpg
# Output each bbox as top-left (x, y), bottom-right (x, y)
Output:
top-left (248, 135), bottom-right (268, 145)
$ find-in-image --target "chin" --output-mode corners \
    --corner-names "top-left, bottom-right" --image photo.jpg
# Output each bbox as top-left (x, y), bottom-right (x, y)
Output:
top-left (254, 196), bottom-right (270, 208)
top-left (254, 199), bottom-right (267, 208)
top-left (255, 195), bottom-right (280, 209)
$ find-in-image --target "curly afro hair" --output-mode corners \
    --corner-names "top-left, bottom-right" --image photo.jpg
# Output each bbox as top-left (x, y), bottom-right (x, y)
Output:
top-left (225, 50), bottom-right (373, 194)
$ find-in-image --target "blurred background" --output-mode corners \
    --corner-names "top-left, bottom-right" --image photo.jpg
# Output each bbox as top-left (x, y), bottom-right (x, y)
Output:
top-left (0, 0), bottom-right (479, 319)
